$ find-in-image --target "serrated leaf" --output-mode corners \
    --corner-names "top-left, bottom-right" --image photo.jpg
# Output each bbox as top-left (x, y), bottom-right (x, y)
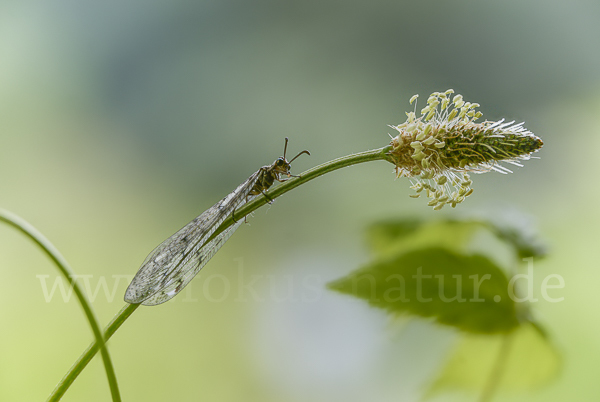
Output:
top-left (424, 322), bottom-right (561, 400)
top-left (328, 247), bottom-right (519, 334)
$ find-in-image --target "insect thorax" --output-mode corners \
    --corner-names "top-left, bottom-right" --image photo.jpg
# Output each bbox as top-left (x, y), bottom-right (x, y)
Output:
top-left (249, 165), bottom-right (278, 195)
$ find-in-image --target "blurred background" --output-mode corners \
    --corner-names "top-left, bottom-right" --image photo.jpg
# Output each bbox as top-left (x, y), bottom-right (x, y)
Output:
top-left (0, 0), bottom-right (598, 401)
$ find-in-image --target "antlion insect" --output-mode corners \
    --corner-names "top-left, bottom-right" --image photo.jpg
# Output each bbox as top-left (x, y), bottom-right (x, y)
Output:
top-left (125, 138), bottom-right (310, 306)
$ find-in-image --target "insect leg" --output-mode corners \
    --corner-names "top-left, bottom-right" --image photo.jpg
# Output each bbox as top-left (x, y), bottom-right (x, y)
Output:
top-left (232, 204), bottom-right (251, 223)
top-left (231, 208), bottom-right (239, 223)
top-left (232, 197), bottom-right (248, 224)
top-left (261, 189), bottom-right (274, 204)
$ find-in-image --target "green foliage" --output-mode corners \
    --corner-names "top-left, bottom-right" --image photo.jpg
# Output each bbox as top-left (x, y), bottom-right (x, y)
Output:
top-left (328, 247), bottom-right (519, 333)
top-left (366, 217), bottom-right (547, 261)
top-left (366, 219), bottom-right (487, 260)
top-left (483, 220), bottom-right (548, 260)
top-left (333, 217), bottom-right (543, 333)
top-left (425, 323), bottom-right (561, 399)
top-left (328, 216), bottom-right (559, 400)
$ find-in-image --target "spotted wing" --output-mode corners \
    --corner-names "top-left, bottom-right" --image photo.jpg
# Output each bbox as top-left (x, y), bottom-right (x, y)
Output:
top-left (124, 172), bottom-right (260, 305)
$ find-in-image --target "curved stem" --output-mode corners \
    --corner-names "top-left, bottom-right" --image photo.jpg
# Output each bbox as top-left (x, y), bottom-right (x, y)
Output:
top-left (45, 144), bottom-right (394, 400)
top-left (210, 145), bottom-right (393, 242)
top-left (47, 303), bottom-right (139, 402)
top-left (479, 332), bottom-right (514, 402)
top-left (0, 209), bottom-right (121, 402)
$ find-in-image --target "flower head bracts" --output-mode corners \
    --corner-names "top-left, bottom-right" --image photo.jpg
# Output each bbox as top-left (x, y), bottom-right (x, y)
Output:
top-left (387, 90), bottom-right (543, 210)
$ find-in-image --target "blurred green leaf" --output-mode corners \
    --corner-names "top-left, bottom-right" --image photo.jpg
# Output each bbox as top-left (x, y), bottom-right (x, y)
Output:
top-left (483, 220), bottom-right (548, 260)
top-left (367, 217), bottom-right (547, 262)
top-left (366, 220), bottom-right (489, 260)
top-left (424, 322), bottom-right (561, 400)
top-left (365, 218), bottom-right (424, 255)
top-left (328, 247), bottom-right (519, 334)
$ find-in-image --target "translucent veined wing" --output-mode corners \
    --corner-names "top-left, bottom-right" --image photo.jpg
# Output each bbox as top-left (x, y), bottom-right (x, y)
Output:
top-left (140, 218), bottom-right (244, 305)
top-left (124, 172), bottom-right (260, 305)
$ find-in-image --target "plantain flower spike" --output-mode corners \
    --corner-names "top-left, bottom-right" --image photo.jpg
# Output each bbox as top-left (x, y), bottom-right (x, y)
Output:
top-left (388, 90), bottom-right (543, 210)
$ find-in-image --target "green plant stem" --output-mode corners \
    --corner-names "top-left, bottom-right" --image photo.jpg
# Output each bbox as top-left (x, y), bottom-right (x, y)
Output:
top-left (47, 303), bottom-right (139, 402)
top-left (47, 144), bottom-right (394, 400)
top-left (210, 145), bottom-right (393, 242)
top-left (0, 209), bottom-right (121, 402)
top-left (479, 332), bottom-right (514, 402)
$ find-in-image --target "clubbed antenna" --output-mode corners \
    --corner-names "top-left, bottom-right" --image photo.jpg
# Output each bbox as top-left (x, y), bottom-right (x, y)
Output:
top-left (283, 137), bottom-right (289, 159)
top-left (289, 150), bottom-right (310, 163)
top-left (282, 137), bottom-right (310, 163)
